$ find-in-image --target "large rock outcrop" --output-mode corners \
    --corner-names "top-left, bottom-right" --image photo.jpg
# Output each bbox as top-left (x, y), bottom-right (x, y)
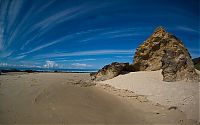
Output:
top-left (133, 26), bottom-right (198, 82)
top-left (90, 62), bottom-right (133, 81)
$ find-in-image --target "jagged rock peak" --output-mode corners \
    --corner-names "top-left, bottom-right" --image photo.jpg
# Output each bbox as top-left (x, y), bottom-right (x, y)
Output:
top-left (154, 26), bottom-right (166, 32)
top-left (152, 26), bottom-right (167, 37)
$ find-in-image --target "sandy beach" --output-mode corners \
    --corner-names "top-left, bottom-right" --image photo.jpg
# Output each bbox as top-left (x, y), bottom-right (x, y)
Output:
top-left (0, 72), bottom-right (198, 124)
top-left (100, 70), bottom-right (200, 123)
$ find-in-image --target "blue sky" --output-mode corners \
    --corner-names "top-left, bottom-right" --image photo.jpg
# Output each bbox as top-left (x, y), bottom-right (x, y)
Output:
top-left (0, 0), bottom-right (199, 69)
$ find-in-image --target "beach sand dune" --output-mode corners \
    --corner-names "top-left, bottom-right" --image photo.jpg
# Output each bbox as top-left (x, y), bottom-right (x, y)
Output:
top-left (0, 72), bottom-right (197, 124)
top-left (100, 70), bottom-right (200, 123)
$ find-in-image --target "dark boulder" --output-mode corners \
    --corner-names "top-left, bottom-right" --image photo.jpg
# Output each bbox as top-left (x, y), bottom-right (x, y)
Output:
top-left (90, 62), bottom-right (133, 81)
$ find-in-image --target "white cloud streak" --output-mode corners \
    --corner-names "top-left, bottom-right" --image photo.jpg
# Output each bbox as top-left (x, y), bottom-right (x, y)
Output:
top-left (19, 8), bottom-right (83, 50)
top-left (17, 4), bottom-right (111, 55)
top-left (115, 55), bottom-right (133, 58)
top-left (0, 50), bottom-right (13, 58)
top-left (22, 27), bottom-right (142, 53)
top-left (0, 1), bottom-right (112, 60)
top-left (13, 55), bottom-right (26, 60)
top-left (6, 0), bottom-right (23, 32)
top-left (19, 3), bottom-right (101, 50)
top-left (108, 33), bottom-right (135, 38)
top-left (71, 63), bottom-right (92, 68)
top-left (33, 49), bottom-right (134, 59)
top-left (37, 0), bottom-right (56, 13)
top-left (177, 26), bottom-right (199, 33)
top-left (58, 58), bottom-right (96, 62)
top-left (0, 0), bottom-right (10, 51)
top-left (20, 27), bottom-right (111, 55)
top-left (20, 40), bottom-right (61, 55)
top-left (5, 0), bottom-right (61, 50)
top-left (31, 5), bottom-right (84, 32)
top-left (6, 5), bottom-right (36, 49)
top-left (0, 27), bottom-right (4, 51)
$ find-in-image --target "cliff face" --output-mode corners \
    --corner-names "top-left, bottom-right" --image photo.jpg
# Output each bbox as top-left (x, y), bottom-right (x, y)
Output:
top-left (133, 27), bottom-right (198, 82)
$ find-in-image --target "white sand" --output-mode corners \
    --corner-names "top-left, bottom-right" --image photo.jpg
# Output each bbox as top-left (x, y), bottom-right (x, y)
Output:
top-left (100, 70), bottom-right (200, 122)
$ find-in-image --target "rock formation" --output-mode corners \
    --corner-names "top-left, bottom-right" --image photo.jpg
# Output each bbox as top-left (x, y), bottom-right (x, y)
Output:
top-left (192, 57), bottom-right (200, 71)
top-left (90, 62), bottom-right (132, 81)
top-left (133, 26), bottom-right (198, 82)
top-left (91, 26), bottom-right (198, 82)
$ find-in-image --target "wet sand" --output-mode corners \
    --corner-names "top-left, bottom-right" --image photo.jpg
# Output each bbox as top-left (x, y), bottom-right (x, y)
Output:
top-left (0, 72), bottom-right (197, 124)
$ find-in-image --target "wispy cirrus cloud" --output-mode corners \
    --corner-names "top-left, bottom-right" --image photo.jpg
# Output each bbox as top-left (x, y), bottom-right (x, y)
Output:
top-left (0, 0), bottom-right (22, 51)
top-left (6, 0), bottom-right (23, 32)
top-left (5, 1), bottom-right (55, 49)
top-left (33, 49), bottom-right (134, 59)
top-left (0, 28), bottom-right (4, 51)
top-left (5, 3), bottom-right (36, 49)
top-left (37, 0), bottom-right (56, 13)
top-left (2, 1), bottom-right (109, 58)
top-left (19, 5), bottom-right (87, 50)
top-left (115, 55), bottom-right (133, 58)
top-left (108, 33), bottom-right (136, 39)
top-left (29, 5), bottom-right (85, 32)
top-left (1, 0), bottom-right (56, 52)
top-left (177, 26), bottom-right (199, 33)
top-left (24, 28), bottom-right (106, 48)
top-left (20, 27), bottom-right (132, 55)
top-left (100, 28), bottom-right (137, 35)
top-left (58, 58), bottom-right (96, 62)
top-left (17, 4), bottom-right (110, 54)
top-left (71, 63), bottom-right (92, 68)
top-left (12, 55), bottom-right (26, 60)
top-left (0, 50), bottom-right (13, 58)
top-left (0, 0), bottom-right (9, 51)
top-left (19, 39), bottom-right (65, 55)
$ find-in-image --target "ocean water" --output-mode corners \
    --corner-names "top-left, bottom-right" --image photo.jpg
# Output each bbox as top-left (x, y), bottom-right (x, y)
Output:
top-left (0, 67), bottom-right (98, 73)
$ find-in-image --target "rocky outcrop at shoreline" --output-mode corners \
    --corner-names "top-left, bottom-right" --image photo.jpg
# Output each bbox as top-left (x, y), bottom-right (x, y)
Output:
top-left (90, 62), bottom-right (134, 81)
top-left (91, 26), bottom-right (199, 82)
